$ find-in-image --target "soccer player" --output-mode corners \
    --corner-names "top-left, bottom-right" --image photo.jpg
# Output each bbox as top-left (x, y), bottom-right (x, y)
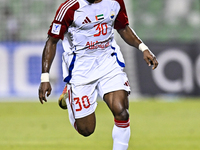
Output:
top-left (38, 0), bottom-right (158, 149)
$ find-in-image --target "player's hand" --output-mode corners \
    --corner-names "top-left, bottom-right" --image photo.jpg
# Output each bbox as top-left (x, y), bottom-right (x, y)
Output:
top-left (143, 50), bottom-right (158, 70)
top-left (38, 82), bottom-right (52, 104)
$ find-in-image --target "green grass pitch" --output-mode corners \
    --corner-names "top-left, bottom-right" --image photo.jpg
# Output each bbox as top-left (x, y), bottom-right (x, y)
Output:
top-left (0, 98), bottom-right (200, 150)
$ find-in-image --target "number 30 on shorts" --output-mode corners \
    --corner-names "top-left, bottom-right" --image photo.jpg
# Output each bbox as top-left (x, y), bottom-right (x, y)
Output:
top-left (74, 96), bottom-right (91, 111)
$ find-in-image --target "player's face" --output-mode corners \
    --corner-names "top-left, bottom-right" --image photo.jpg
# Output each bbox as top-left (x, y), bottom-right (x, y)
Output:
top-left (87, 0), bottom-right (96, 3)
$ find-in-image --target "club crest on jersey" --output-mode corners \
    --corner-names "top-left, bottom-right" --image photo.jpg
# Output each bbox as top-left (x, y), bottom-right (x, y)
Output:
top-left (51, 23), bottom-right (61, 35)
top-left (110, 11), bottom-right (115, 20)
top-left (95, 14), bottom-right (104, 21)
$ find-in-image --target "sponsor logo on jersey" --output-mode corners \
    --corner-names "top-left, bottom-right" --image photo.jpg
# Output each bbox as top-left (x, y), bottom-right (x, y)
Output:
top-left (95, 14), bottom-right (104, 21)
top-left (86, 40), bottom-right (109, 50)
top-left (110, 11), bottom-right (115, 20)
top-left (51, 23), bottom-right (61, 35)
top-left (82, 17), bottom-right (91, 24)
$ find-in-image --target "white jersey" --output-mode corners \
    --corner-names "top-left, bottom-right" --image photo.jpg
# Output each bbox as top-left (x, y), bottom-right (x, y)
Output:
top-left (48, 0), bottom-right (129, 85)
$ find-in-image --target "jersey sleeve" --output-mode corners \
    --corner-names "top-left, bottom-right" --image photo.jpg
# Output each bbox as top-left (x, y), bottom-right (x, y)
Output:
top-left (114, 0), bottom-right (129, 30)
top-left (48, 0), bottom-right (79, 40)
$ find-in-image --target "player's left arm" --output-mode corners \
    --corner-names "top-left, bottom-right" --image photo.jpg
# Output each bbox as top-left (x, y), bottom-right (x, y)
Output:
top-left (117, 25), bottom-right (158, 70)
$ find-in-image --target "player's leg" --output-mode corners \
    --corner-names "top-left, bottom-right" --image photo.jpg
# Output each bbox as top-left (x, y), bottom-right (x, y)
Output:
top-left (65, 83), bottom-right (98, 137)
top-left (104, 90), bottom-right (130, 150)
top-left (97, 71), bottom-right (131, 150)
top-left (75, 112), bottom-right (96, 137)
top-left (60, 52), bottom-right (97, 136)
top-left (104, 90), bottom-right (129, 121)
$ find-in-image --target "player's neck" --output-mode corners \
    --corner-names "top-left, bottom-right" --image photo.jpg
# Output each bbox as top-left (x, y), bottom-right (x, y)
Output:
top-left (94, 0), bottom-right (102, 3)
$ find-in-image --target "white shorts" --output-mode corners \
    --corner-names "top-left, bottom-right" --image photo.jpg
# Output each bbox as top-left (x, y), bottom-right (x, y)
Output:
top-left (66, 69), bottom-right (131, 122)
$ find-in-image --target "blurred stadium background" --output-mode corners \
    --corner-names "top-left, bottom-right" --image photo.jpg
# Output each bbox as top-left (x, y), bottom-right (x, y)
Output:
top-left (0, 1), bottom-right (200, 150)
top-left (0, 0), bottom-right (199, 99)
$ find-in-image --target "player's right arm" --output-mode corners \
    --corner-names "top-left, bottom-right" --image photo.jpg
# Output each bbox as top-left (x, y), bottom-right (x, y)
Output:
top-left (38, 36), bottom-right (59, 104)
top-left (39, 1), bottom-right (78, 104)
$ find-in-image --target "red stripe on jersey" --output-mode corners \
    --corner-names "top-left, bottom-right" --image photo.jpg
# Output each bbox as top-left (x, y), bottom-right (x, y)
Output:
top-left (56, 0), bottom-right (78, 22)
top-left (114, 118), bottom-right (130, 128)
top-left (48, 0), bottom-right (79, 40)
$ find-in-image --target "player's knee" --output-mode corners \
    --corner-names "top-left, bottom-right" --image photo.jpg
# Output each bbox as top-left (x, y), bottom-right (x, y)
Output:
top-left (78, 127), bottom-right (95, 137)
top-left (115, 108), bottom-right (129, 121)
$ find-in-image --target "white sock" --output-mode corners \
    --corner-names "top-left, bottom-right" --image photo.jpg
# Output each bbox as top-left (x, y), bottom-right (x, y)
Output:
top-left (112, 119), bottom-right (130, 150)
